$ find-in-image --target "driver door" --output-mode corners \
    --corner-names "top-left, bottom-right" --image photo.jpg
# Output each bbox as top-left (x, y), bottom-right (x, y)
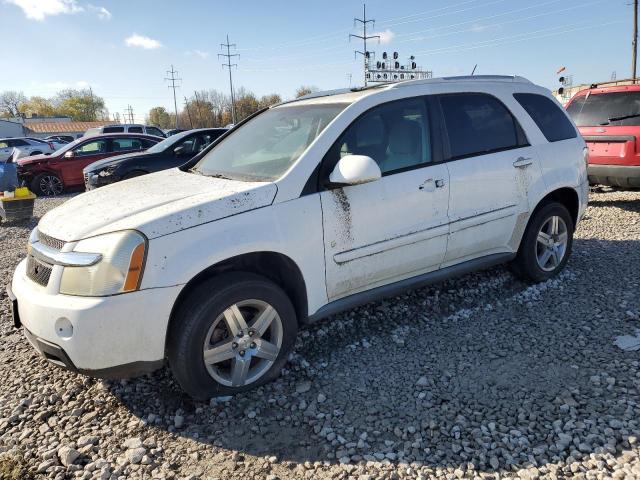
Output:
top-left (54, 139), bottom-right (109, 186)
top-left (320, 97), bottom-right (450, 301)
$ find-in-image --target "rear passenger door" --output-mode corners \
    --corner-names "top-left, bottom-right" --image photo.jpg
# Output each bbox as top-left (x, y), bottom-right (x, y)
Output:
top-left (320, 97), bottom-right (450, 301)
top-left (439, 93), bottom-right (539, 265)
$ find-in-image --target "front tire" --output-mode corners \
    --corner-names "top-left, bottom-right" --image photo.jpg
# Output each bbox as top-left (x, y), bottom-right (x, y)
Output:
top-left (512, 202), bottom-right (574, 282)
top-left (32, 172), bottom-right (64, 196)
top-left (167, 272), bottom-right (298, 400)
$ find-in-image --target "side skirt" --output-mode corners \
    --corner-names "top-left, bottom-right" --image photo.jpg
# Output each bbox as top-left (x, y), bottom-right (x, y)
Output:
top-left (306, 252), bottom-right (515, 323)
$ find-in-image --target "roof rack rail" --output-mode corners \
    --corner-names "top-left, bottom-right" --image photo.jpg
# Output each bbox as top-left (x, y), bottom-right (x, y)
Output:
top-left (391, 74), bottom-right (532, 89)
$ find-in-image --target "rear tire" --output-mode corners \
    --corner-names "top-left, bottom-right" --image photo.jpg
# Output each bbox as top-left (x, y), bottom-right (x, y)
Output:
top-left (167, 272), bottom-right (298, 400)
top-left (512, 202), bottom-right (574, 282)
top-left (32, 172), bottom-right (64, 196)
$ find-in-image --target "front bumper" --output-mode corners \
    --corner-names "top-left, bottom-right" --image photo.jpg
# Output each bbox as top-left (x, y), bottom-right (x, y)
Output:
top-left (10, 258), bottom-right (182, 378)
top-left (84, 172), bottom-right (117, 190)
top-left (588, 164), bottom-right (640, 188)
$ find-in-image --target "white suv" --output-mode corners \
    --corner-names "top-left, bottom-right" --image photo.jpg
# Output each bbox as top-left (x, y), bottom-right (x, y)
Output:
top-left (84, 124), bottom-right (166, 138)
top-left (9, 76), bottom-right (588, 399)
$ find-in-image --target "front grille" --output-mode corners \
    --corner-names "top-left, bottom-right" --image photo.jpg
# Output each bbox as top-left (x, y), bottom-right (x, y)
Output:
top-left (26, 255), bottom-right (52, 287)
top-left (37, 230), bottom-right (65, 250)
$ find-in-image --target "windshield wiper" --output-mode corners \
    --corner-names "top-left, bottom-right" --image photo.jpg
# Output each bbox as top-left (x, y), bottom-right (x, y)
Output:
top-left (600, 113), bottom-right (640, 125)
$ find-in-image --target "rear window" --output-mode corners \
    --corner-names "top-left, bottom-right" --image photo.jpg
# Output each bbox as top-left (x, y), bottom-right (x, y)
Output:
top-left (439, 93), bottom-right (525, 159)
top-left (566, 91), bottom-right (640, 127)
top-left (514, 93), bottom-right (577, 142)
top-left (103, 126), bottom-right (125, 133)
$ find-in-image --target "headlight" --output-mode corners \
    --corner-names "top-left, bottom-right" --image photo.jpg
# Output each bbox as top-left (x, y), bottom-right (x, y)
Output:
top-left (60, 230), bottom-right (147, 296)
top-left (98, 165), bottom-right (117, 177)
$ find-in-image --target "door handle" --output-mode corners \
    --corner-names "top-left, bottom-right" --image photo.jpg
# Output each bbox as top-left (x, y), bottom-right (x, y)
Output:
top-left (513, 157), bottom-right (533, 168)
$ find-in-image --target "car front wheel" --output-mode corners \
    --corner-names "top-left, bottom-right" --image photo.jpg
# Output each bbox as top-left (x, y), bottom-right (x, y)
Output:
top-left (512, 202), bottom-right (574, 282)
top-left (32, 172), bottom-right (64, 196)
top-left (167, 272), bottom-right (298, 400)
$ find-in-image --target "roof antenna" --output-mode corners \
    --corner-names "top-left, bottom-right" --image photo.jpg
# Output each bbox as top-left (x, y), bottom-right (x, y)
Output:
top-left (471, 64), bottom-right (478, 76)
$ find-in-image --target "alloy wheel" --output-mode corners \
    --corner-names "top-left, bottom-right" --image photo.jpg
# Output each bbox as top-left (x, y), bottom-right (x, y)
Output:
top-left (39, 175), bottom-right (63, 196)
top-left (535, 215), bottom-right (568, 272)
top-left (202, 299), bottom-right (283, 387)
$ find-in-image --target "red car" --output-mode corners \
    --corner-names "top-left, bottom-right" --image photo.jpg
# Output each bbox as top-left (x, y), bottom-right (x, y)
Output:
top-left (566, 84), bottom-right (640, 188)
top-left (16, 134), bottom-right (161, 196)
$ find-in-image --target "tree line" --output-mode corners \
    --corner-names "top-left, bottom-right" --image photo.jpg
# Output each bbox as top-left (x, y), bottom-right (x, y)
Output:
top-left (0, 89), bottom-right (108, 122)
top-left (0, 84), bottom-right (318, 127)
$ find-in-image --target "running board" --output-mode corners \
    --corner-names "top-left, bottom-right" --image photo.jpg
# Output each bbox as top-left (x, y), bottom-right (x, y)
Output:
top-left (307, 252), bottom-right (515, 323)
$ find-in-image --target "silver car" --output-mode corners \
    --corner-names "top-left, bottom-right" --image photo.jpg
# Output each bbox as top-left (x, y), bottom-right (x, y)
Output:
top-left (0, 137), bottom-right (57, 162)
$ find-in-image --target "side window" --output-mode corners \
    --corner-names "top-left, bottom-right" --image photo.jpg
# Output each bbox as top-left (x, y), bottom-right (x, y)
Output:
top-left (440, 93), bottom-right (524, 159)
top-left (141, 139), bottom-right (158, 148)
top-left (111, 138), bottom-right (143, 152)
top-left (146, 127), bottom-right (163, 137)
top-left (73, 140), bottom-right (106, 156)
top-left (176, 137), bottom-right (196, 155)
top-left (11, 139), bottom-right (29, 147)
top-left (328, 97), bottom-right (432, 175)
top-left (103, 126), bottom-right (124, 134)
top-left (514, 93), bottom-right (577, 142)
top-left (128, 126), bottom-right (143, 133)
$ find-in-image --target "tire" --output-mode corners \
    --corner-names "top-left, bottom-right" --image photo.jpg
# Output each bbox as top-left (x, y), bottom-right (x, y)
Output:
top-left (167, 272), bottom-right (298, 400)
top-left (122, 170), bottom-right (147, 180)
top-left (512, 202), bottom-right (574, 283)
top-left (32, 172), bottom-right (64, 196)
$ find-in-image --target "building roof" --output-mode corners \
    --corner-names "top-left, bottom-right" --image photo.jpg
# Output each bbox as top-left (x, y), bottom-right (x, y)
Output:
top-left (25, 121), bottom-right (116, 134)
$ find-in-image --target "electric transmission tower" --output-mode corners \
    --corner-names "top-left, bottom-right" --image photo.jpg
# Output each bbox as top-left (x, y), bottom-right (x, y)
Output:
top-left (350, 4), bottom-right (380, 87)
top-left (165, 65), bottom-right (181, 129)
top-left (219, 34), bottom-right (239, 124)
top-left (124, 105), bottom-right (134, 124)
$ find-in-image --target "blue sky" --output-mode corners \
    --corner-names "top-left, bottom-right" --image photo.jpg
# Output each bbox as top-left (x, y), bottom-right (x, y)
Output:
top-left (2, 0), bottom-right (634, 122)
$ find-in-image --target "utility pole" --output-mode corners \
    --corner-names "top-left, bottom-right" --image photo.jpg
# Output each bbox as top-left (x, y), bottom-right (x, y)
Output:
top-left (88, 86), bottom-right (95, 121)
top-left (165, 65), bottom-right (181, 129)
top-left (633, 0), bottom-right (638, 83)
top-left (219, 34), bottom-right (239, 124)
top-left (125, 105), bottom-right (134, 124)
top-left (350, 4), bottom-right (380, 87)
top-left (183, 96), bottom-right (193, 128)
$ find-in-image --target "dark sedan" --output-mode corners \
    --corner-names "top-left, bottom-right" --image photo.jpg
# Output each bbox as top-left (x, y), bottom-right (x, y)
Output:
top-left (83, 128), bottom-right (228, 189)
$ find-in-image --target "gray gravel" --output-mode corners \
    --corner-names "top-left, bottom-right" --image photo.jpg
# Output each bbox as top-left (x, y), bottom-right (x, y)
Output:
top-left (1, 189), bottom-right (639, 479)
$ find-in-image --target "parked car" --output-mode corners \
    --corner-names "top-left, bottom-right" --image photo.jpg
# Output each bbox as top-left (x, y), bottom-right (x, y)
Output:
top-left (165, 128), bottom-right (186, 136)
top-left (84, 124), bottom-right (166, 138)
top-left (8, 75), bottom-right (588, 399)
top-left (0, 137), bottom-right (56, 162)
top-left (26, 137), bottom-right (67, 152)
top-left (84, 128), bottom-right (228, 189)
top-left (565, 84), bottom-right (640, 188)
top-left (44, 135), bottom-right (75, 144)
top-left (16, 133), bottom-right (160, 195)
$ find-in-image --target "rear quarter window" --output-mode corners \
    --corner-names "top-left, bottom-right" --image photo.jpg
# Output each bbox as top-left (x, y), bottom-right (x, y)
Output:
top-left (103, 126), bottom-right (125, 133)
top-left (128, 126), bottom-right (143, 133)
top-left (514, 93), bottom-right (577, 142)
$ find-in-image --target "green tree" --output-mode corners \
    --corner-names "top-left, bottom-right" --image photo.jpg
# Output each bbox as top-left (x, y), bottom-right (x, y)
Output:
top-left (54, 89), bottom-right (106, 121)
top-left (21, 96), bottom-right (56, 118)
top-left (147, 107), bottom-right (172, 129)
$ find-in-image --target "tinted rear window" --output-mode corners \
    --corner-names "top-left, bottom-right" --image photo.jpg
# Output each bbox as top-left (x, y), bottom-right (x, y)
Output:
top-left (566, 91), bottom-right (640, 127)
top-left (103, 126), bottom-right (125, 133)
top-left (514, 93), bottom-right (576, 142)
top-left (128, 126), bottom-right (143, 133)
top-left (440, 93), bottom-right (523, 159)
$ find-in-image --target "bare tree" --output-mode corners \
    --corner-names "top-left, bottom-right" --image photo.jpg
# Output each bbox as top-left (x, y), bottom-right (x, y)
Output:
top-left (0, 91), bottom-right (27, 118)
top-left (295, 85), bottom-right (318, 98)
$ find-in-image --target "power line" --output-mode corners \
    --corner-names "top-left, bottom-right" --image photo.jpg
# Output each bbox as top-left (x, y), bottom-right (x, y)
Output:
top-left (164, 65), bottom-right (181, 129)
top-left (219, 34), bottom-right (239, 124)
top-left (350, 4), bottom-right (380, 87)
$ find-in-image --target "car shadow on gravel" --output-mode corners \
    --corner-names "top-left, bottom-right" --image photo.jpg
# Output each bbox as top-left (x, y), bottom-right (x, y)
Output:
top-left (588, 196), bottom-right (640, 213)
top-left (109, 239), bottom-right (640, 474)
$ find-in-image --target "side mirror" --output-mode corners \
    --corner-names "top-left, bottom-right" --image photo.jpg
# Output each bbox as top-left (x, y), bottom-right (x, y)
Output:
top-left (64, 151), bottom-right (74, 158)
top-left (174, 146), bottom-right (186, 156)
top-left (328, 155), bottom-right (381, 186)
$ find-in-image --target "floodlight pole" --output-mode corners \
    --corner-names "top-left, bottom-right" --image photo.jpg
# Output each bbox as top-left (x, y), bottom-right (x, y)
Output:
top-left (350, 4), bottom-right (379, 87)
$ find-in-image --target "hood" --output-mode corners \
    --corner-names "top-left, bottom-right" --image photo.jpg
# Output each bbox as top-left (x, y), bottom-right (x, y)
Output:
top-left (84, 150), bottom-right (152, 173)
top-left (38, 168), bottom-right (277, 241)
top-left (17, 154), bottom-right (51, 166)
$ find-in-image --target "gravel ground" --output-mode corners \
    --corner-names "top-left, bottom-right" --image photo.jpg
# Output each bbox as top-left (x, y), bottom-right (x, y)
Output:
top-left (0, 189), bottom-right (639, 480)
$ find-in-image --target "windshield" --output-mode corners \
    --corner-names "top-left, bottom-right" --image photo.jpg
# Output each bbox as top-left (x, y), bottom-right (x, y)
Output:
top-left (145, 131), bottom-right (191, 154)
top-left (193, 103), bottom-right (347, 181)
top-left (566, 91), bottom-right (640, 126)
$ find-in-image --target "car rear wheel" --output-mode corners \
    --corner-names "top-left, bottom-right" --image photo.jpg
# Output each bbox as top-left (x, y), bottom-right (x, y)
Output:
top-left (32, 173), bottom-right (64, 196)
top-left (167, 272), bottom-right (297, 400)
top-left (512, 202), bottom-right (574, 282)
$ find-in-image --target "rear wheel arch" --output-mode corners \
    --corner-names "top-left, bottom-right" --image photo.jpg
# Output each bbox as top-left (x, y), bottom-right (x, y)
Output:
top-left (531, 187), bottom-right (579, 226)
top-left (166, 251), bottom-right (308, 350)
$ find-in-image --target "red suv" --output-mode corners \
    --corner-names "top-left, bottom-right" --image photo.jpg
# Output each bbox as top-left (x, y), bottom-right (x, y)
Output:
top-left (16, 134), bottom-right (161, 195)
top-left (566, 85), bottom-right (640, 188)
